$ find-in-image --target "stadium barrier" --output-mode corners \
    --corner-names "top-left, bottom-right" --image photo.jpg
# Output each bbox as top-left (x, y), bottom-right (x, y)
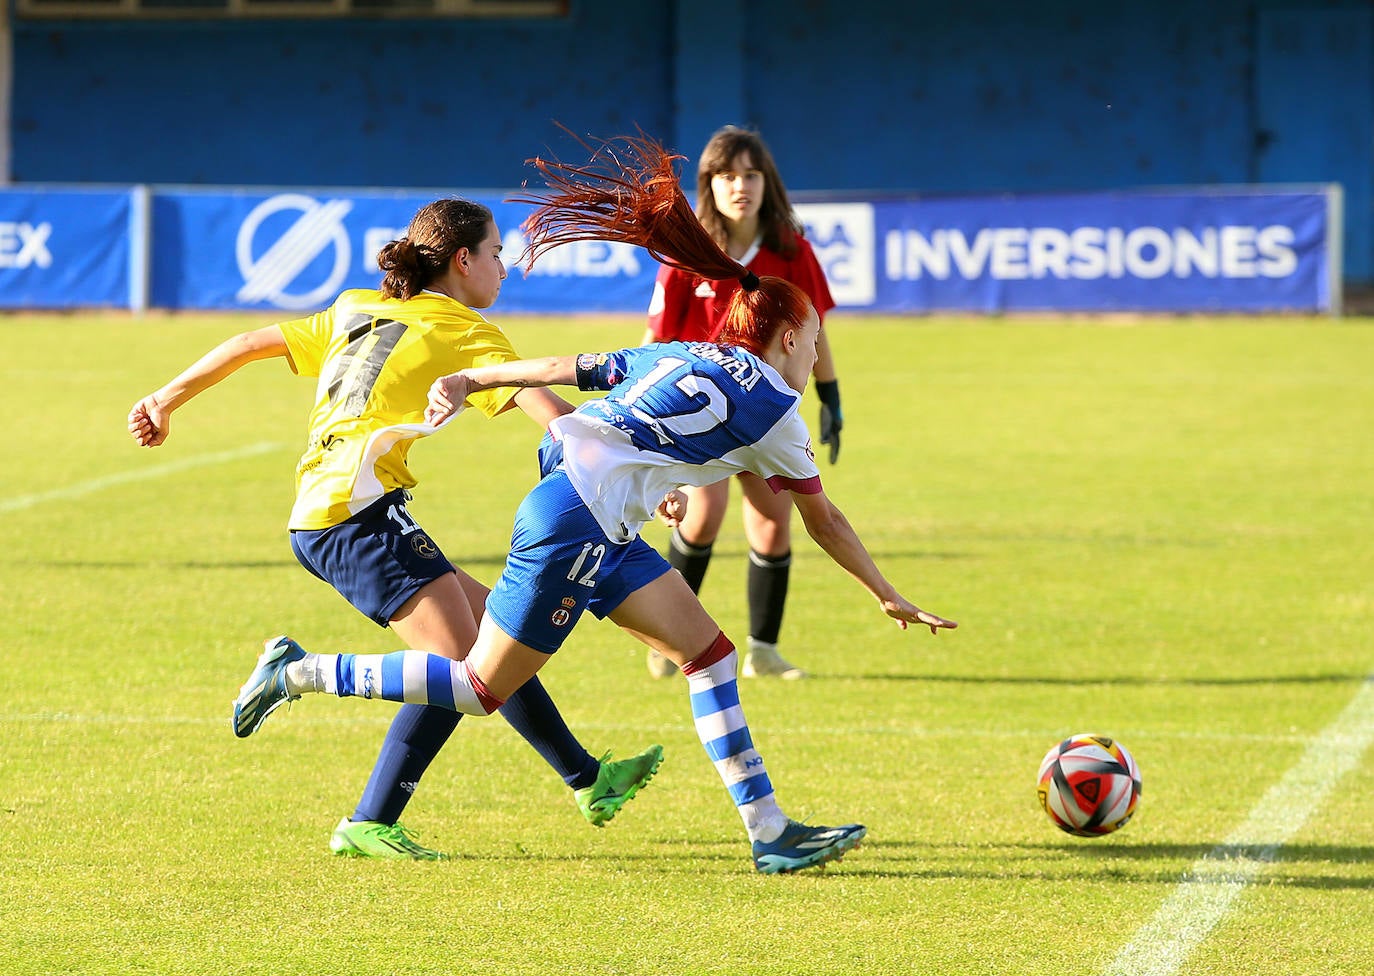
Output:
top-left (0, 183), bottom-right (1342, 315)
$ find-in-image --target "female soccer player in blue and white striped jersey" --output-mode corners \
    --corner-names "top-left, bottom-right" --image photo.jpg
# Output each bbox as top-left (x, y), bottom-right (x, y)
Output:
top-left (232, 135), bottom-right (957, 874)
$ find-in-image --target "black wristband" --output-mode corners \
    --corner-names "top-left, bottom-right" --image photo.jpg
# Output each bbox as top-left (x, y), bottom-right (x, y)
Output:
top-left (815, 379), bottom-right (841, 409)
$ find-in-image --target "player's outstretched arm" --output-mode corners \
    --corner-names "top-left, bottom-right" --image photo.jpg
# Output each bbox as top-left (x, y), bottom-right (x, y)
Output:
top-left (792, 489), bottom-right (957, 634)
top-left (426, 355), bottom-right (578, 426)
top-left (128, 326), bottom-right (289, 448)
top-left (510, 388), bottom-right (575, 431)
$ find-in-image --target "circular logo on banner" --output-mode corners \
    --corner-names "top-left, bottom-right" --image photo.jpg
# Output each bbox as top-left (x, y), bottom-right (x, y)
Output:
top-left (236, 193), bottom-right (354, 310)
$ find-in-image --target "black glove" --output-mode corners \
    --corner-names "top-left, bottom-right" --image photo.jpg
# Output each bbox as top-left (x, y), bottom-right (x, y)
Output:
top-left (816, 379), bottom-right (842, 464)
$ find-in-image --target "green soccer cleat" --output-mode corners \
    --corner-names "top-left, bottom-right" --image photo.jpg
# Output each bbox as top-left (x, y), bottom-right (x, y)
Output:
top-left (231, 635), bottom-right (305, 738)
top-left (575, 745), bottom-right (664, 827)
top-left (752, 820), bottom-right (866, 875)
top-left (329, 818), bottom-right (446, 860)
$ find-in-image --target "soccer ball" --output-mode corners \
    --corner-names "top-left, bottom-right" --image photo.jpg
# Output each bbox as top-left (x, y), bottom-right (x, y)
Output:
top-left (1036, 733), bottom-right (1142, 837)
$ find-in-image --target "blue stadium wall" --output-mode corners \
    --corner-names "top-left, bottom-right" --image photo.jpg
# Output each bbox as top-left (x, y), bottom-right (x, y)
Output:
top-left (10, 0), bottom-right (1373, 281)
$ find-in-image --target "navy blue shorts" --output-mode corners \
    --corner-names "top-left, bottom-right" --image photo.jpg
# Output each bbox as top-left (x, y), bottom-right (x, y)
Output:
top-left (290, 489), bottom-right (455, 627)
top-left (485, 470), bottom-right (672, 654)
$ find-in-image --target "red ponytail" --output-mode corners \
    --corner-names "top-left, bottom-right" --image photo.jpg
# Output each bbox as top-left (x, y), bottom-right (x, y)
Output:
top-left (511, 131), bottom-right (747, 282)
top-left (511, 129), bottom-right (811, 356)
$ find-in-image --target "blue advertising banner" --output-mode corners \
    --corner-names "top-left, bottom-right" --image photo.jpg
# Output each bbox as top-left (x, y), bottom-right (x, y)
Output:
top-left (149, 188), bottom-right (656, 314)
top-left (0, 183), bottom-right (1336, 314)
top-left (911, 188), bottom-right (1335, 312)
top-left (0, 187), bottom-right (134, 309)
top-left (796, 187), bottom-right (1338, 314)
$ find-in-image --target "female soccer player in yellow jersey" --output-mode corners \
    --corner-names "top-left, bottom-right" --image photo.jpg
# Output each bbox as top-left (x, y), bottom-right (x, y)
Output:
top-left (128, 198), bottom-right (662, 859)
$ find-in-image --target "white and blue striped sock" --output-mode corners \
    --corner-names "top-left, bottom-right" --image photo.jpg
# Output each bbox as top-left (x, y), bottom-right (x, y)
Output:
top-left (683, 633), bottom-right (788, 843)
top-left (290, 650), bottom-right (500, 716)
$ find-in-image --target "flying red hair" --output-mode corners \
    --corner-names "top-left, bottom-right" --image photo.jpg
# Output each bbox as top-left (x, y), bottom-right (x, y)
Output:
top-left (510, 130), bottom-right (812, 354)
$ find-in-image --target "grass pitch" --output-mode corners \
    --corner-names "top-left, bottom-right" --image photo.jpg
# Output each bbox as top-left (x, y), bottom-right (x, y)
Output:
top-left (1, 311), bottom-right (1371, 975)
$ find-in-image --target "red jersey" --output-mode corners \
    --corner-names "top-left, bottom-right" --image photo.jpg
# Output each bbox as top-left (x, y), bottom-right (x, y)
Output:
top-left (646, 236), bottom-right (835, 341)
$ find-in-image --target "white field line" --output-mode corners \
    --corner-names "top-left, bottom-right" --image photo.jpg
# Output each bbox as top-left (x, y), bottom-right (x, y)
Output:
top-left (1102, 676), bottom-right (1374, 976)
top-left (0, 443), bottom-right (284, 513)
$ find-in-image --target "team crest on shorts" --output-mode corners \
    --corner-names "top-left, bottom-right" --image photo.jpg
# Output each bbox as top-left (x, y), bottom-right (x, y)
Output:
top-left (410, 534), bottom-right (438, 558)
top-left (551, 608), bottom-right (571, 627)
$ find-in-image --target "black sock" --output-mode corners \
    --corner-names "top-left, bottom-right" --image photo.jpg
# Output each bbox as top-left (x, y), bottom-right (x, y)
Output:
top-left (668, 527), bottom-right (714, 594)
top-left (747, 549), bottom-right (791, 645)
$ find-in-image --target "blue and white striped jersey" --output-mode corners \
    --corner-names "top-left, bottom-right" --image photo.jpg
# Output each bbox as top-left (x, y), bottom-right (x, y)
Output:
top-left (551, 341), bottom-right (822, 543)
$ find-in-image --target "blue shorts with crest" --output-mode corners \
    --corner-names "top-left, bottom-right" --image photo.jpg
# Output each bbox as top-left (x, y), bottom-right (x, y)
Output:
top-left (289, 489), bottom-right (454, 627)
top-left (485, 470), bottom-right (671, 654)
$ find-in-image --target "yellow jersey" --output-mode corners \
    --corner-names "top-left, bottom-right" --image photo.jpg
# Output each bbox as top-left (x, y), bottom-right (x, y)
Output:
top-left (278, 288), bottom-right (521, 530)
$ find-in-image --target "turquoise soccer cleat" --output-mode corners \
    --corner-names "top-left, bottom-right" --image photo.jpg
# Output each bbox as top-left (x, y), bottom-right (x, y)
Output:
top-left (231, 635), bottom-right (305, 738)
top-left (751, 820), bottom-right (866, 874)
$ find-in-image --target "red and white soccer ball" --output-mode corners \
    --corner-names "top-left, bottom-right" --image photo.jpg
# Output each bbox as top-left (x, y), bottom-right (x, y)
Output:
top-left (1036, 733), bottom-right (1142, 837)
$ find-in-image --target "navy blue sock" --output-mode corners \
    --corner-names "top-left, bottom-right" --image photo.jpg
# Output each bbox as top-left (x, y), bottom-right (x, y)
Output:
top-left (352, 703), bottom-right (459, 824)
top-left (352, 676), bottom-right (599, 823)
top-left (499, 675), bottom-right (600, 790)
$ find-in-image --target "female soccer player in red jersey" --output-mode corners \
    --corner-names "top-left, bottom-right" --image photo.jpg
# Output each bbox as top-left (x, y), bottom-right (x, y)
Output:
top-left (642, 126), bottom-right (843, 680)
top-left (129, 199), bottom-right (661, 860)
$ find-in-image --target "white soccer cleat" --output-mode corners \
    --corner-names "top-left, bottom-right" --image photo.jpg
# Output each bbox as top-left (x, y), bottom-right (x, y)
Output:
top-left (741, 639), bottom-right (806, 680)
top-left (645, 649), bottom-right (677, 679)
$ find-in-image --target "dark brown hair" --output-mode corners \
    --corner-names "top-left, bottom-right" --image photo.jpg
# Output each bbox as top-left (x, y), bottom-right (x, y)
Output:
top-left (696, 125), bottom-right (803, 259)
top-left (377, 198), bottom-right (493, 300)
top-left (511, 132), bottom-right (812, 356)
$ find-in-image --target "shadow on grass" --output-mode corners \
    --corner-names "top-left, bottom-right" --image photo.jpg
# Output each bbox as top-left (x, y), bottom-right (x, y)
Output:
top-left (47, 554), bottom-right (515, 570)
top-left (407, 838), bottom-right (1374, 889)
top-left (40, 547), bottom-right (963, 577)
top-left (836, 839), bottom-right (1374, 889)
top-left (827, 672), bottom-right (1371, 687)
top-left (26, 559), bottom-right (305, 570)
